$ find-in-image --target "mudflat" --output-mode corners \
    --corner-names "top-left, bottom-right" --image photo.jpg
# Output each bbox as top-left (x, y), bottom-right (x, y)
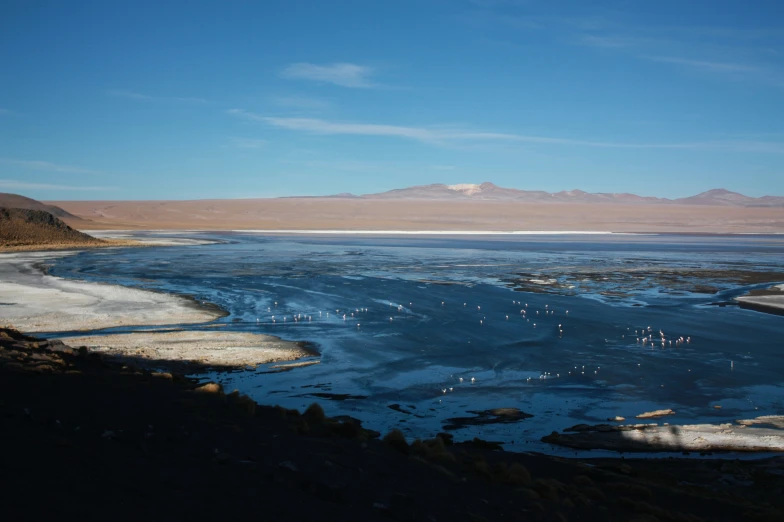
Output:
top-left (50, 198), bottom-right (784, 234)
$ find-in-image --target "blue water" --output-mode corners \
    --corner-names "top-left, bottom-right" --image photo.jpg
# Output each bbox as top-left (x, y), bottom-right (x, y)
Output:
top-left (48, 233), bottom-right (784, 455)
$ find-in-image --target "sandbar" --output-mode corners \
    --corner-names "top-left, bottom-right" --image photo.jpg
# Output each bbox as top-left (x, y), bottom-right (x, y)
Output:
top-left (58, 330), bottom-right (315, 370)
top-left (735, 283), bottom-right (784, 315)
top-left (544, 416), bottom-right (784, 452)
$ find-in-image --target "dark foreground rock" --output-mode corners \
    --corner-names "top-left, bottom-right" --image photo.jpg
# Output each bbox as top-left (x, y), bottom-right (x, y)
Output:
top-left (1, 327), bottom-right (783, 521)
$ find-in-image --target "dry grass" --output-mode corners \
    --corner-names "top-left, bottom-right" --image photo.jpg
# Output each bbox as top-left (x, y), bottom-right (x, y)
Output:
top-left (0, 239), bottom-right (141, 252)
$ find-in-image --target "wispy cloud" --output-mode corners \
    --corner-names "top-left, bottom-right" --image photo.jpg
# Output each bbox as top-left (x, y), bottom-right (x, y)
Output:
top-left (280, 62), bottom-right (375, 88)
top-left (229, 137), bottom-right (267, 149)
top-left (107, 89), bottom-right (153, 101)
top-left (0, 179), bottom-right (115, 191)
top-left (579, 34), bottom-right (637, 49)
top-left (573, 20), bottom-right (783, 85)
top-left (227, 110), bottom-right (784, 153)
top-left (0, 108), bottom-right (10, 115)
top-left (271, 94), bottom-right (332, 110)
top-left (0, 158), bottom-right (102, 175)
top-left (645, 56), bottom-right (760, 73)
top-left (107, 89), bottom-right (208, 104)
top-left (467, 4), bottom-right (783, 87)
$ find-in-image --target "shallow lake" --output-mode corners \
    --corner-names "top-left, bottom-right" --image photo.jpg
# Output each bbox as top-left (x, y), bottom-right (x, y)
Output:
top-left (49, 232), bottom-right (784, 455)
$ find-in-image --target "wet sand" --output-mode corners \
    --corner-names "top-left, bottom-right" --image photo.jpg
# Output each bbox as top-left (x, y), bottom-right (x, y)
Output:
top-left (58, 330), bottom-right (315, 371)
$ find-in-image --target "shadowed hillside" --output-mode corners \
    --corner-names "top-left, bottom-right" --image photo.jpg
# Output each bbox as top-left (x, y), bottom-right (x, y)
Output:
top-left (2, 327), bottom-right (782, 521)
top-left (0, 207), bottom-right (104, 248)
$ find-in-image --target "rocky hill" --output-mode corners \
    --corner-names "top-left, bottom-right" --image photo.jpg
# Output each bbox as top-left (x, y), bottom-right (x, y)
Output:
top-left (0, 207), bottom-right (103, 248)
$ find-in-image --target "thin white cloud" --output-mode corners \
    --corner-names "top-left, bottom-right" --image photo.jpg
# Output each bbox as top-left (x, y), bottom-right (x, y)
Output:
top-left (227, 110), bottom-right (784, 154)
top-left (107, 89), bottom-right (207, 104)
top-left (271, 94), bottom-right (332, 110)
top-left (432, 165), bottom-right (456, 170)
top-left (107, 89), bottom-right (152, 101)
top-left (280, 62), bottom-right (375, 88)
top-left (646, 56), bottom-right (760, 73)
top-left (230, 137), bottom-right (267, 149)
top-left (0, 108), bottom-right (10, 115)
top-left (170, 96), bottom-right (208, 104)
top-left (579, 35), bottom-right (637, 49)
top-left (0, 179), bottom-right (115, 191)
top-left (0, 158), bottom-right (102, 175)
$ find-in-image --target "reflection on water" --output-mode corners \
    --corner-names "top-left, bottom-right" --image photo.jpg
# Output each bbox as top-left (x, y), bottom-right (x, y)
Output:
top-left (50, 233), bottom-right (784, 454)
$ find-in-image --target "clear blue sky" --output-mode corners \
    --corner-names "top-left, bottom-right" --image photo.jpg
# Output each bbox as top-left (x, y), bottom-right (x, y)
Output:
top-left (1, 0), bottom-right (783, 200)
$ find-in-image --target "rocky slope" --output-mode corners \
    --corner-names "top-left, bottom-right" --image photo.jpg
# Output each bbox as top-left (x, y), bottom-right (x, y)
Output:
top-left (2, 327), bottom-right (782, 521)
top-left (0, 207), bottom-right (104, 248)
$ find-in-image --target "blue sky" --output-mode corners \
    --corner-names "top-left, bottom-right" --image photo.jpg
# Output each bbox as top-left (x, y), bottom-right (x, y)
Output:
top-left (1, 0), bottom-right (783, 200)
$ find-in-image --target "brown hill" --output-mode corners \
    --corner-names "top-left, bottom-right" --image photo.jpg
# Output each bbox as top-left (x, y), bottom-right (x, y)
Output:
top-left (0, 192), bottom-right (84, 221)
top-left (0, 207), bottom-right (104, 248)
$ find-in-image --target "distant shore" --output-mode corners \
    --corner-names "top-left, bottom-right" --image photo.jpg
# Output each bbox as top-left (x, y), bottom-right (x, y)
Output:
top-left (48, 198), bottom-right (784, 234)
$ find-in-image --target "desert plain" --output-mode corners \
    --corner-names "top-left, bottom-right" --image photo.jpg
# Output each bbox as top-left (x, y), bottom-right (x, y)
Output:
top-left (49, 198), bottom-right (784, 234)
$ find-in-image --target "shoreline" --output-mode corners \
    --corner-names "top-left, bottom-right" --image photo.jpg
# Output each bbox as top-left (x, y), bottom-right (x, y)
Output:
top-left (56, 330), bottom-right (318, 372)
top-left (66, 228), bottom-right (784, 237)
top-left (0, 251), bottom-right (226, 332)
top-left (0, 238), bottom-right (142, 253)
top-left (544, 418), bottom-right (784, 453)
top-left (0, 250), bottom-right (312, 369)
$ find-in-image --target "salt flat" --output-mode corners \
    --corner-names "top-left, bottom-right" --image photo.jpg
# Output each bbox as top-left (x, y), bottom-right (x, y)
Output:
top-left (0, 252), bottom-right (223, 332)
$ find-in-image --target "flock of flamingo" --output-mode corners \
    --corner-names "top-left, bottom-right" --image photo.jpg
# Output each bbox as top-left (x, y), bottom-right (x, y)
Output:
top-left (251, 294), bottom-right (699, 399)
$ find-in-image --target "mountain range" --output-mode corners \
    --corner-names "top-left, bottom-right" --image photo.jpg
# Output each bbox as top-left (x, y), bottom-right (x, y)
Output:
top-left (326, 183), bottom-right (784, 207)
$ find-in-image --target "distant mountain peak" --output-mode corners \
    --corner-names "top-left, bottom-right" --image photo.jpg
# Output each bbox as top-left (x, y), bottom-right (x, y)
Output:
top-left (350, 184), bottom-right (782, 207)
top-left (694, 188), bottom-right (739, 196)
top-left (447, 183), bottom-right (483, 195)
